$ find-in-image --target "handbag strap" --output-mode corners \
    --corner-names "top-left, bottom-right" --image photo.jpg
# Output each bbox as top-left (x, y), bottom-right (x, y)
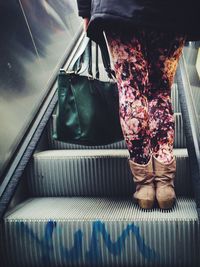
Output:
top-left (88, 40), bottom-right (93, 77)
top-left (98, 35), bottom-right (116, 79)
top-left (88, 41), bottom-right (100, 79)
top-left (73, 40), bottom-right (91, 75)
top-left (68, 36), bottom-right (90, 73)
top-left (95, 43), bottom-right (100, 79)
top-left (75, 40), bottom-right (100, 79)
top-left (67, 35), bottom-right (115, 80)
top-left (71, 39), bottom-right (94, 78)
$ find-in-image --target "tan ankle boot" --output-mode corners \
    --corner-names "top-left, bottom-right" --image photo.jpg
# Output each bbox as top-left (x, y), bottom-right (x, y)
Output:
top-left (153, 156), bottom-right (176, 209)
top-left (129, 157), bottom-right (155, 209)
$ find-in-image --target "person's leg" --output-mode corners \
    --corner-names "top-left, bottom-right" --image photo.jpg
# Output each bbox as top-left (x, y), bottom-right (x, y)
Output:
top-left (106, 31), bottom-right (151, 164)
top-left (146, 31), bottom-right (185, 208)
top-left (106, 30), bottom-right (155, 209)
top-left (147, 32), bottom-right (185, 163)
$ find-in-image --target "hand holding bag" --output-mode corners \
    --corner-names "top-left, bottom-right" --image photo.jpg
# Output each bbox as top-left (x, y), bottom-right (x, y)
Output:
top-left (53, 38), bottom-right (123, 146)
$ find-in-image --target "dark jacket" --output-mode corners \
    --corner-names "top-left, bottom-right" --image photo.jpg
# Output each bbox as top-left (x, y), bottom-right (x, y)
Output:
top-left (77, 0), bottom-right (200, 42)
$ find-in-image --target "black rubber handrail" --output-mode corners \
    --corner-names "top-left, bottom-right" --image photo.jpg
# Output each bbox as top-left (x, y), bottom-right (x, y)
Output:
top-left (177, 55), bottom-right (200, 209)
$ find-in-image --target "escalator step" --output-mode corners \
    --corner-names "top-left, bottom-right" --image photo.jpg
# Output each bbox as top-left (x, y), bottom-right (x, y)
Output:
top-left (27, 148), bottom-right (192, 197)
top-left (1, 197), bottom-right (199, 267)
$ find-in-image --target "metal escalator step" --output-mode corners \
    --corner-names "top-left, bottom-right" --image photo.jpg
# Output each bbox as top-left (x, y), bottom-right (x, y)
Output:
top-left (27, 148), bottom-right (192, 197)
top-left (1, 197), bottom-right (199, 267)
top-left (48, 112), bottom-right (186, 150)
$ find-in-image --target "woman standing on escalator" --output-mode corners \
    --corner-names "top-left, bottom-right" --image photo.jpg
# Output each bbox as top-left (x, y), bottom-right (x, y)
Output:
top-left (76, 0), bottom-right (199, 209)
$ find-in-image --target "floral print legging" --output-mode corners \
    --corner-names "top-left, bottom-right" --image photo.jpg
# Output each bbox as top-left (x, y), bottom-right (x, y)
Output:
top-left (106, 29), bottom-right (185, 165)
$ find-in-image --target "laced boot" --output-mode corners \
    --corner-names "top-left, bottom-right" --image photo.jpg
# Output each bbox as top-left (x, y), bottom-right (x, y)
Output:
top-left (129, 157), bottom-right (155, 209)
top-left (153, 156), bottom-right (176, 209)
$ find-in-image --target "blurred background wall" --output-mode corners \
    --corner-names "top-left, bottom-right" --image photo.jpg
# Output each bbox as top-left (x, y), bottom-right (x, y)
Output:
top-left (0, 0), bottom-right (81, 177)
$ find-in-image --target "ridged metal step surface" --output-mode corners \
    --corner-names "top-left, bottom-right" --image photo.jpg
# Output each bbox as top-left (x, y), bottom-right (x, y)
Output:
top-left (1, 197), bottom-right (199, 267)
top-left (27, 148), bottom-right (192, 197)
top-left (48, 112), bottom-right (186, 150)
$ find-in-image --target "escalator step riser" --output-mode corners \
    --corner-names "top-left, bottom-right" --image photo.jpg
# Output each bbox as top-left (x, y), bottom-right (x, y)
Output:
top-left (27, 149), bottom-right (192, 197)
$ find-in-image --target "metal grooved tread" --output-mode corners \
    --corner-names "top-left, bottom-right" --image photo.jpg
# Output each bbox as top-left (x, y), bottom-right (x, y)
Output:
top-left (27, 148), bottom-right (192, 197)
top-left (1, 197), bottom-right (199, 267)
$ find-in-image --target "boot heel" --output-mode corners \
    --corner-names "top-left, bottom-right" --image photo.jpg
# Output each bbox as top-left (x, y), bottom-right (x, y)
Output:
top-left (138, 199), bottom-right (154, 209)
top-left (153, 156), bottom-right (176, 210)
top-left (157, 198), bottom-right (175, 209)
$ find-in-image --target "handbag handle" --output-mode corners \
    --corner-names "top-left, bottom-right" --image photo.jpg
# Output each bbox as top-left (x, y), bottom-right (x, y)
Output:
top-left (95, 43), bottom-right (100, 79)
top-left (88, 41), bottom-right (100, 79)
top-left (68, 36), bottom-right (90, 73)
top-left (67, 35), bottom-right (115, 80)
top-left (72, 40), bottom-right (100, 79)
top-left (70, 39), bottom-right (94, 77)
top-left (98, 35), bottom-right (116, 79)
top-left (89, 38), bottom-right (115, 80)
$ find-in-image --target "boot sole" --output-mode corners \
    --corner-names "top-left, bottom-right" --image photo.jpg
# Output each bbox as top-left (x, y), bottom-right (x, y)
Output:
top-left (158, 199), bottom-right (175, 209)
top-left (138, 199), bottom-right (154, 209)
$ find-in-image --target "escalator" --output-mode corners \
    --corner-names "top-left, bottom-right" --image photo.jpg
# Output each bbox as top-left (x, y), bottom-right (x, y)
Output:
top-left (0, 34), bottom-right (200, 266)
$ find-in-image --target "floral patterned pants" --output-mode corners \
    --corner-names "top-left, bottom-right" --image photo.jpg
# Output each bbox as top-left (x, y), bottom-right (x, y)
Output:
top-left (106, 29), bottom-right (185, 165)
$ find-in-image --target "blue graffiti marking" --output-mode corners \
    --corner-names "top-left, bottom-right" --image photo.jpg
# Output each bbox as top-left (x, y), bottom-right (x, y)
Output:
top-left (86, 220), bottom-right (157, 264)
top-left (17, 220), bottom-right (57, 265)
top-left (57, 226), bottom-right (83, 262)
top-left (17, 219), bottom-right (158, 265)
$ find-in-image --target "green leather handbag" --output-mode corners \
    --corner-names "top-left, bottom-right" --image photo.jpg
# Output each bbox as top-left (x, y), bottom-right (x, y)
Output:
top-left (53, 37), bottom-right (123, 146)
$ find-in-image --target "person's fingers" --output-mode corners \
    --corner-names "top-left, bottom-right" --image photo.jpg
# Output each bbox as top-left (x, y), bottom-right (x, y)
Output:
top-left (83, 18), bottom-right (89, 32)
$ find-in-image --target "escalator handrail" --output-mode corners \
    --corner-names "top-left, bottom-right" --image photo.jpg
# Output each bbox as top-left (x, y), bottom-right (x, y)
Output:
top-left (177, 55), bottom-right (200, 207)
